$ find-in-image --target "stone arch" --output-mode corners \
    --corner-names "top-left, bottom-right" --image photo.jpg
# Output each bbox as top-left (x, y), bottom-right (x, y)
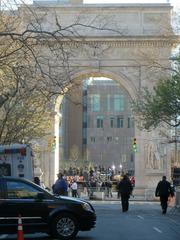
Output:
top-left (71, 68), bottom-right (137, 100)
top-left (32, 2), bottom-right (175, 195)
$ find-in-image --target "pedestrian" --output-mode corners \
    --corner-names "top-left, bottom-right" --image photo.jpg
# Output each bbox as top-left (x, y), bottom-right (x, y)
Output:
top-left (52, 173), bottom-right (68, 196)
top-left (34, 176), bottom-right (41, 186)
top-left (130, 176), bottom-right (135, 188)
top-left (155, 176), bottom-right (174, 214)
top-left (116, 180), bottom-right (121, 199)
top-left (106, 180), bottom-right (113, 198)
top-left (71, 180), bottom-right (78, 197)
top-left (118, 174), bottom-right (133, 212)
top-left (89, 177), bottom-right (96, 199)
top-left (34, 176), bottom-right (47, 189)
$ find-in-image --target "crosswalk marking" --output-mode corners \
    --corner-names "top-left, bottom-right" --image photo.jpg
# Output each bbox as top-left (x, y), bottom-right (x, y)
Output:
top-left (153, 227), bottom-right (162, 233)
top-left (168, 218), bottom-right (180, 226)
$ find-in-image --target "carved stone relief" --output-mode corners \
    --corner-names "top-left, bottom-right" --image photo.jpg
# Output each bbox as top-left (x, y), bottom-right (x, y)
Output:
top-left (145, 140), bottom-right (166, 170)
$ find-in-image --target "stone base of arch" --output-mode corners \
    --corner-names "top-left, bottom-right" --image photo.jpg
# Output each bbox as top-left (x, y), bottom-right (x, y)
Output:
top-left (133, 130), bottom-right (171, 200)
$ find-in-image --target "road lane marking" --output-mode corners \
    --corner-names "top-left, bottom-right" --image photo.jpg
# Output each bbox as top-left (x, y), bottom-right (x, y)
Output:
top-left (153, 227), bottom-right (162, 233)
top-left (137, 215), bottom-right (144, 220)
top-left (0, 235), bottom-right (8, 239)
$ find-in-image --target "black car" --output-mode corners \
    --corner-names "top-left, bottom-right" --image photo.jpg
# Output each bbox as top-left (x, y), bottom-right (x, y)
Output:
top-left (0, 177), bottom-right (96, 239)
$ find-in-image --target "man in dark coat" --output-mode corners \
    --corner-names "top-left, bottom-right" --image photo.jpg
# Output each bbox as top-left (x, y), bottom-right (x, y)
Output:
top-left (118, 175), bottom-right (133, 212)
top-left (52, 173), bottom-right (68, 196)
top-left (155, 176), bottom-right (174, 214)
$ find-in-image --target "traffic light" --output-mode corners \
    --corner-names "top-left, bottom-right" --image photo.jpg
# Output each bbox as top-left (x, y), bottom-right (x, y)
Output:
top-left (132, 138), bottom-right (137, 152)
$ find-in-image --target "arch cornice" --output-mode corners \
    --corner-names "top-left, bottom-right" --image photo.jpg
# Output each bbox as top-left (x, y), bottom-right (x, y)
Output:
top-left (43, 36), bottom-right (180, 48)
top-left (70, 68), bottom-right (137, 100)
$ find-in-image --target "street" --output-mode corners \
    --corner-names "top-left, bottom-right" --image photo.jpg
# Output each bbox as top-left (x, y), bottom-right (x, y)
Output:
top-left (0, 201), bottom-right (180, 240)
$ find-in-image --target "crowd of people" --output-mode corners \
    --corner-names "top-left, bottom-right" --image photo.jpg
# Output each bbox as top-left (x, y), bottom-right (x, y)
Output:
top-left (59, 165), bottom-right (116, 180)
top-left (51, 171), bottom-right (134, 212)
top-left (50, 165), bottom-right (135, 201)
top-left (53, 165), bottom-right (135, 185)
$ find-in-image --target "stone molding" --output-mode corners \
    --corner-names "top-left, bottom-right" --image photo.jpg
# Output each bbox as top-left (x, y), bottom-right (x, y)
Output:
top-left (42, 37), bottom-right (179, 48)
top-left (32, 2), bottom-right (171, 9)
top-left (67, 40), bottom-right (175, 48)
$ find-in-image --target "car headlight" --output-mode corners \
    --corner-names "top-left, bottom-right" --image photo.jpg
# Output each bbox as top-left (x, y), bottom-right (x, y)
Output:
top-left (82, 202), bottom-right (92, 212)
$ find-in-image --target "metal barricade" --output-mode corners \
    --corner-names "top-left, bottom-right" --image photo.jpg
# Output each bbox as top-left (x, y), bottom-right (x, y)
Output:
top-left (71, 186), bottom-right (116, 200)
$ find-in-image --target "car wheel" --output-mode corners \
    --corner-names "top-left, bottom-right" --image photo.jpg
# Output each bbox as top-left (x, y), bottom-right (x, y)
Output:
top-left (51, 213), bottom-right (78, 240)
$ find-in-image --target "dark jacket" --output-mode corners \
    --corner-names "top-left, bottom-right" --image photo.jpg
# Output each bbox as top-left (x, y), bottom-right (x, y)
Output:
top-left (155, 180), bottom-right (174, 197)
top-left (53, 178), bottom-right (68, 195)
top-left (118, 176), bottom-right (133, 196)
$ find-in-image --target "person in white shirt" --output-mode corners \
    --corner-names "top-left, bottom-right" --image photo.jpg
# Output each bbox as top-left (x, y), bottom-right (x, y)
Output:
top-left (71, 180), bottom-right (78, 197)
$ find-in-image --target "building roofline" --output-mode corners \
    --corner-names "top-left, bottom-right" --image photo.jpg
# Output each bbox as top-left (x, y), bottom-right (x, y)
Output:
top-left (32, 2), bottom-right (172, 9)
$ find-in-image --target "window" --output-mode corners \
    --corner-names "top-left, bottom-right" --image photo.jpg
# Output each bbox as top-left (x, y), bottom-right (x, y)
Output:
top-left (110, 117), bottom-right (114, 128)
top-left (107, 95), bottom-right (111, 111)
top-left (117, 116), bottom-right (124, 128)
top-left (0, 163), bottom-right (11, 176)
top-left (127, 117), bottom-right (134, 128)
top-left (128, 117), bottom-right (131, 128)
top-left (114, 94), bottom-right (124, 112)
top-left (97, 116), bottom-right (103, 128)
top-left (90, 137), bottom-right (96, 143)
top-left (7, 181), bottom-right (39, 199)
top-left (90, 94), bottom-right (100, 112)
top-left (107, 136), bottom-right (113, 142)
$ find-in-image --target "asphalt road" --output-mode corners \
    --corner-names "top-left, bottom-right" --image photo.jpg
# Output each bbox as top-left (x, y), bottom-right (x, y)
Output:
top-left (0, 201), bottom-right (180, 240)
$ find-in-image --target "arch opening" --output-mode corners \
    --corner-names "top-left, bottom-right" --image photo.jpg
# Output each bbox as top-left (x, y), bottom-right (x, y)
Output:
top-left (53, 71), bottom-right (136, 184)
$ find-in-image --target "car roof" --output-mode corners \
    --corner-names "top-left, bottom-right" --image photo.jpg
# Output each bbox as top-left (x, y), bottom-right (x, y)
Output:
top-left (0, 176), bottom-right (54, 195)
top-left (0, 176), bottom-right (35, 186)
top-left (0, 176), bottom-right (30, 181)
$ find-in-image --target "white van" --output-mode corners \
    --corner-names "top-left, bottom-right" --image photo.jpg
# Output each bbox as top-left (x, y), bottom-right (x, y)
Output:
top-left (0, 144), bottom-right (34, 180)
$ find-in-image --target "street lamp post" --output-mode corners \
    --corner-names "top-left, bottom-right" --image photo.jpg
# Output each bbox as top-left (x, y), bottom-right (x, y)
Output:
top-left (119, 164), bottom-right (122, 175)
top-left (112, 164), bottom-right (115, 175)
